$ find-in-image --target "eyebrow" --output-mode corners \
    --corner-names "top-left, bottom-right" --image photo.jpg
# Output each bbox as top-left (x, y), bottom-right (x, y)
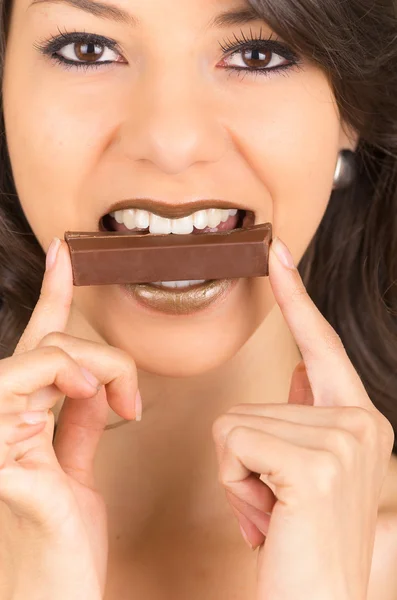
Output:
top-left (28, 0), bottom-right (262, 29)
top-left (209, 7), bottom-right (262, 28)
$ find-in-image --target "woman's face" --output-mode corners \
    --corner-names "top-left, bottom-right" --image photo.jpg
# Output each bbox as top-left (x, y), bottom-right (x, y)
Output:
top-left (2, 0), bottom-right (356, 376)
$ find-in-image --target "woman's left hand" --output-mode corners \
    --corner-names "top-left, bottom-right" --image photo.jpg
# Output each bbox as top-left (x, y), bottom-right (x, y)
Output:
top-left (212, 236), bottom-right (395, 600)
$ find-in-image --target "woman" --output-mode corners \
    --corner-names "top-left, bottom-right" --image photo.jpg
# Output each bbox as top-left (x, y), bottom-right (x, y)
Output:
top-left (0, 0), bottom-right (396, 597)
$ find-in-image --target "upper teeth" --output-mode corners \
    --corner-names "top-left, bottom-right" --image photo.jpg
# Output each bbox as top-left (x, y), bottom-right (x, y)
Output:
top-left (109, 207), bottom-right (238, 234)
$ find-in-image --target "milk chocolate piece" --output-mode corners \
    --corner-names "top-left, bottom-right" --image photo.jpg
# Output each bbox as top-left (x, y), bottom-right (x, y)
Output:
top-left (64, 223), bottom-right (272, 286)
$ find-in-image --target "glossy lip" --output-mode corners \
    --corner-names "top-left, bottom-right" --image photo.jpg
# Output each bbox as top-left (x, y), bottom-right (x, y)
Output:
top-left (100, 198), bottom-right (256, 221)
top-left (119, 278), bottom-right (238, 316)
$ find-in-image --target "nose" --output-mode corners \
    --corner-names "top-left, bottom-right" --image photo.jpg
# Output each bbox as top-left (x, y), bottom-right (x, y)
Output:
top-left (114, 71), bottom-right (228, 175)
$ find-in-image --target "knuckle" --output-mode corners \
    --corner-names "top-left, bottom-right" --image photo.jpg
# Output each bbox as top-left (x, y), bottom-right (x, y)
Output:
top-left (217, 464), bottom-right (229, 486)
top-left (225, 425), bottom-right (248, 450)
top-left (348, 407), bottom-right (379, 446)
top-left (337, 406), bottom-right (386, 455)
top-left (359, 413), bottom-right (379, 447)
top-left (212, 414), bottom-right (235, 446)
top-left (325, 428), bottom-right (359, 470)
top-left (216, 427), bottom-right (247, 485)
top-left (111, 347), bottom-right (137, 378)
top-left (378, 415), bottom-right (395, 454)
top-left (308, 450), bottom-right (341, 495)
top-left (39, 344), bottom-right (71, 367)
top-left (38, 331), bottom-right (68, 347)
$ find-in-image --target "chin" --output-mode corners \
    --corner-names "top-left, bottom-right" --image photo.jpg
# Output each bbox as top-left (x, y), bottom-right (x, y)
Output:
top-left (83, 277), bottom-right (271, 378)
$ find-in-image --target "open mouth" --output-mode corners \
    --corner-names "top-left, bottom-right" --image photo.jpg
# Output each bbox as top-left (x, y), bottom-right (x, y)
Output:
top-left (100, 207), bottom-right (255, 235)
top-left (99, 206), bottom-right (255, 292)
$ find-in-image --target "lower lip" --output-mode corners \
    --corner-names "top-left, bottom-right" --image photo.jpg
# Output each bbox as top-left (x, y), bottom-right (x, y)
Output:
top-left (118, 279), bottom-right (239, 316)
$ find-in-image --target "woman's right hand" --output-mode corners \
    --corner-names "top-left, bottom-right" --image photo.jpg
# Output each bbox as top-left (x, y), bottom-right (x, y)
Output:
top-left (0, 237), bottom-right (141, 600)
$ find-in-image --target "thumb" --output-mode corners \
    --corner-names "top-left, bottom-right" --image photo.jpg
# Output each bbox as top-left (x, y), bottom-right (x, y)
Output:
top-left (287, 360), bottom-right (314, 405)
top-left (53, 385), bottom-right (110, 489)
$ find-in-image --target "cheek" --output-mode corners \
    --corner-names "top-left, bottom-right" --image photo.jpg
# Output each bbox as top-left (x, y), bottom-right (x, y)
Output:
top-left (3, 47), bottom-right (117, 248)
top-left (221, 69), bottom-right (340, 262)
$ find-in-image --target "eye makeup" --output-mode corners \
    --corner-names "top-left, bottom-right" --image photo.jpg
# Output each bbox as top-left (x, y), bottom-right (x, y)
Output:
top-left (34, 25), bottom-right (303, 79)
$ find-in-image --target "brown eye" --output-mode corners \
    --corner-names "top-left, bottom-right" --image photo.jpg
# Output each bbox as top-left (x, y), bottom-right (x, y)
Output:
top-left (74, 42), bottom-right (105, 62)
top-left (55, 39), bottom-right (121, 65)
top-left (220, 45), bottom-right (291, 74)
top-left (240, 48), bottom-right (272, 69)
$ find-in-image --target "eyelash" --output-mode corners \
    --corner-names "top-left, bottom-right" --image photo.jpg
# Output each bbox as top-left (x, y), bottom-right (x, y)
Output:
top-left (34, 26), bottom-right (303, 80)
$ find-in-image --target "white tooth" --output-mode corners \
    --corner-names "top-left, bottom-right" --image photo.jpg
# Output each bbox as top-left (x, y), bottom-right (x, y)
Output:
top-left (171, 216), bottom-right (194, 234)
top-left (149, 214), bottom-right (172, 234)
top-left (109, 211), bottom-right (115, 218)
top-left (221, 209), bottom-right (230, 222)
top-left (229, 208), bottom-right (238, 216)
top-left (122, 209), bottom-right (136, 230)
top-left (207, 208), bottom-right (223, 228)
top-left (193, 210), bottom-right (208, 230)
top-left (135, 209), bottom-right (150, 229)
top-left (114, 210), bottom-right (124, 224)
top-left (159, 281), bottom-right (179, 288)
top-left (154, 279), bottom-right (206, 288)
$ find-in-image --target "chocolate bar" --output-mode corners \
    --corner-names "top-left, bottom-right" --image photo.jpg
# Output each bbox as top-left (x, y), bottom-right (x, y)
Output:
top-left (64, 223), bottom-right (272, 286)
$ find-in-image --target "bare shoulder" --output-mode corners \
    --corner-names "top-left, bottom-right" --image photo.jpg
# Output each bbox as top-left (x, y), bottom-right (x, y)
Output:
top-left (367, 509), bottom-right (397, 600)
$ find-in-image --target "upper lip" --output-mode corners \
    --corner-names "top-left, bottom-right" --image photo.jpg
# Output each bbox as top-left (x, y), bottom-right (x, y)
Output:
top-left (101, 198), bottom-right (251, 220)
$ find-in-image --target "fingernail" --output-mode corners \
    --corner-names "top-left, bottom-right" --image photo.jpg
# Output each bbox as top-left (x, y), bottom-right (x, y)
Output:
top-left (46, 237), bottom-right (61, 271)
top-left (20, 410), bottom-right (49, 424)
top-left (239, 523), bottom-right (254, 550)
top-left (271, 237), bottom-right (296, 270)
top-left (80, 367), bottom-right (101, 389)
top-left (135, 389), bottom-right (142, 421)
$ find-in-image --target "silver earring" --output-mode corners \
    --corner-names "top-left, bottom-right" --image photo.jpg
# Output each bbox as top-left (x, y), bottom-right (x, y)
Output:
top-left (333, 150), bottom-right (356, 190)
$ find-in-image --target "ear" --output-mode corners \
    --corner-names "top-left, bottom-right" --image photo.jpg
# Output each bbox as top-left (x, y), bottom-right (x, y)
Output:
top-left (339, 121), bottom-right (360, 152)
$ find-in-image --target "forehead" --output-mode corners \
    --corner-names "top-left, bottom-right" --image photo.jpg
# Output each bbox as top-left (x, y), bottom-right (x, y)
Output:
top-left (24, 0), bottom-right (265, 30)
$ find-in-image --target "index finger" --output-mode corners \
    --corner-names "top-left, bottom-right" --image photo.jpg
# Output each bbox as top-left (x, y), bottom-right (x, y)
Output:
top-left (268, 236), bottom-right (372, 409)
top-left (14, 238), bottom-right (73, 355)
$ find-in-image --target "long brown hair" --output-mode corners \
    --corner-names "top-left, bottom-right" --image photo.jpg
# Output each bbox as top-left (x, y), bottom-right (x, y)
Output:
top-left (1, 0), bottom-right (397, 452)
